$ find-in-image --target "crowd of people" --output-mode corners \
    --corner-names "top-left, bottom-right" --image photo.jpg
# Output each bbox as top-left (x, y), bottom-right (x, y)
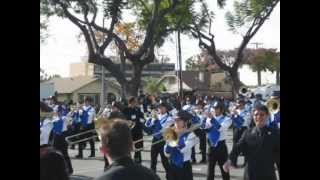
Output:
top-left (40, 90), bottom-right (280, 180)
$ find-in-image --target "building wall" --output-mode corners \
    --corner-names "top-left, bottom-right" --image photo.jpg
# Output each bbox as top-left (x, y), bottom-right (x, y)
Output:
top-left (71, 80), bottom-right (120, 105)
top-left (69, 62), bottom-right (94, 77)
top-left (56, 93), bottom-right (71, 103)
top-left (40, 82), bottom-right (55, 100)
top-left (210, 72), bottom-right (232, 92)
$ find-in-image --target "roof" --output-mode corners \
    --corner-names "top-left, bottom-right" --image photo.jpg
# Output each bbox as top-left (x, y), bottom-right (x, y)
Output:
top-left (157, 75), bottom-right (192, 93)
top-left (47, 76), bottom-right (98, 94)
top-left (180, 71), bottom-right (211, 90)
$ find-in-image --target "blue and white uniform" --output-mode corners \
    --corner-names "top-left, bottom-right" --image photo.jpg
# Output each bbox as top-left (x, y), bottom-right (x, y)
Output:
top-left (144, 112), bottom-right (174, 139)
top-left (40, 118), bottom-right (54, 146)
top-left (164, 132), bottom-right (198, 167)
top-left (268, 110), bottom-right (280, 129)
top-left (51, 114), bottom-right (74, 173)
top-left (182, 104), bottom-right (194, 113)
top-left (143, 112), bottom-right (174, 176)
top-left (204, 114), bottom-right (232, 180)
top-left (204, 115), bottom-right (232, 147)
top-left (80, 105), bottom-right (96, 128)
top-left (232, 108), bottom-right (251, 129)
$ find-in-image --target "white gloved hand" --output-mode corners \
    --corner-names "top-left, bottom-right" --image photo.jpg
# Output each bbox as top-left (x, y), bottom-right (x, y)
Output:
top-left (140, 118), bottom-right (146, 123)
top-left (223, 160), bottom-right (231, 172)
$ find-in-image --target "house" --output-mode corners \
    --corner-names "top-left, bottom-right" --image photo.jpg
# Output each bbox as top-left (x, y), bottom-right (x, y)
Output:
top-left (70, 61), bottom-right (175, 78)
top-left (44, 76), bottom-right (121, 105)
top-left (158, 71), bottom-right (233, 98)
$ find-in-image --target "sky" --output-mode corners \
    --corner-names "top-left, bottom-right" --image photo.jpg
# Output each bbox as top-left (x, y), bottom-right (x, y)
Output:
top-left (40, 0), bottom-right (280, 86)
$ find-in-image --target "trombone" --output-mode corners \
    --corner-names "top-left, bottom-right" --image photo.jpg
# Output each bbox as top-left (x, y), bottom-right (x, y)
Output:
top-left (40, 111), bottom-right (56, 119)
top-left (133, 123), bottom-right (202, 152)
top-left (65, 117), bottom-right (136, 145)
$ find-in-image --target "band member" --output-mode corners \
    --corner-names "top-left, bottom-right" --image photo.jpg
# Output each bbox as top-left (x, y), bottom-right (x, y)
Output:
top-left (230, 97), bottom-right (252, 167)
top-left (143, 102), bottom-right (173, 179)
top-left (223, 105), bottom-right (280, 180)
top-left (204, 101), bottom-right (232, 180)
top-left (164, 110), bottom-right (198, 180)
top-left (69, 103), bottom-right (82, 149)
top-left (191, 100), bottom-right (207, 163)
top-left (252, 94), bottom-right (264, 109)
top-left (268, 91), bottom-right (280, 130)
top-left (182, 97), bottom-right (198, 163)
top-left (122, 97), bottom-right (145, 164)
top-left (182, 97), bottom-right (194, 112)
top-left (51, 108), bottom-right (73, 174)
top-left (76, 97), bottom-right (96, 158)
top-left (40, 103), bottom-right (54, 146)
top-left (96, 119), bottom-right (161, 180)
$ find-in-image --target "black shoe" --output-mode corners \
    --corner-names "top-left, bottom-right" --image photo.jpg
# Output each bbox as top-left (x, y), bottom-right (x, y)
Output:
top-left (68, 169), bottom-right (73, 175)
top-left (88, 154), bottom-right (95, 158)
top-left (192, 159), bottom-right (197, 164)
top-left (75, 155), bottom-right (83, 159)
top-left (199, 159), bottom-right (207, 164)
top-left (70, 146), bottom-right (75, 150)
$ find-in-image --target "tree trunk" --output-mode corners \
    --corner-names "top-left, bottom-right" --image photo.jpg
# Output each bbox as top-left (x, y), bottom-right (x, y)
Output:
top-left (125, 64), bottom-right (143, 98)
top-left (119, 51), bottom-right (126, 99)
top-left (230, 70), bottom-right (243, 99)
top-left (276, 70), bottom-right (280, 85)
top-left (257, 70), bottom-right (262, 86)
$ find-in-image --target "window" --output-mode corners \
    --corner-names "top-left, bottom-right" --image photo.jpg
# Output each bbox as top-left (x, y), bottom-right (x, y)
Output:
top-left (78, 93), bottom-right (100, 106)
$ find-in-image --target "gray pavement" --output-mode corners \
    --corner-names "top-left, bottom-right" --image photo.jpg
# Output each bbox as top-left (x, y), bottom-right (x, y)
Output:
top-left (68, 130), bottom-right (259, 180)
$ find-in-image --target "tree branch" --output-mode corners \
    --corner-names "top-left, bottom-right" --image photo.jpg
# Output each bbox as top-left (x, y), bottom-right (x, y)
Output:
top-left (82, 5), bottom-right (100, 53)
top-left (56, 1), bottom-right (95, 60)
top-left (136, 0), bottom-right (179, 57)
top-left (138, 0), bottom-right (151, 14)
top-left (91, 56), bottom-right (127, 85)
top-left (234, 0), bottom-right (279, 70)
top-left (193, 26), bottom-right (232, 72)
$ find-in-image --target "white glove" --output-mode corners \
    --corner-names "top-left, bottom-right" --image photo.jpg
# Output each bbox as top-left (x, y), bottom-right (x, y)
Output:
top-left (140, 118), bottom-right (145, 123)
top-left (223, 160), bottom-right (231, 172)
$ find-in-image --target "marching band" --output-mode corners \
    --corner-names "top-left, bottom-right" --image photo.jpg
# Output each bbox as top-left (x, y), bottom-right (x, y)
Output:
top-left (40, 89), bottom-right (280, 180)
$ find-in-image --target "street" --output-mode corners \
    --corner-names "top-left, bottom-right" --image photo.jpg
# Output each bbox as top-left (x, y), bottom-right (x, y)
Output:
top-left (69, 130), bottom-right (250, 180)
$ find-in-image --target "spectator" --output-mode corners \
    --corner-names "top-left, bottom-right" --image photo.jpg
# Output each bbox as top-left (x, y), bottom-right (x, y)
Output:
top-left (95, 119), bottom-right (160, 180)
top-left (40, 145), bottom-right (69, 180)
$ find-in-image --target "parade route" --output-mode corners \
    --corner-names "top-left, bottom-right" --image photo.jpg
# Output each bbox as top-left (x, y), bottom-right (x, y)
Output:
top-left (69, 130), bottom-right (250, 180)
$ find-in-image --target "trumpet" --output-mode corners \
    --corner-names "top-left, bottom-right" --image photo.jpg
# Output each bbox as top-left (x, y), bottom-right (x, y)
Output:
top-left (266, 98), bottom-right (280, 114)
top-left (133, 123), bottom-right (202, 152)
top-left (163, 127), bottom-right (179, 147)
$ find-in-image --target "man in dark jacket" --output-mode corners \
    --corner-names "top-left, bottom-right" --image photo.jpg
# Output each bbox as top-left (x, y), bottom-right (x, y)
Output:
top-left (122, 97), bottom-right (145, 164)
top-left (95, 119), bottom-right (160, 180)
top-left (223, 105), bottom-right (280, 180)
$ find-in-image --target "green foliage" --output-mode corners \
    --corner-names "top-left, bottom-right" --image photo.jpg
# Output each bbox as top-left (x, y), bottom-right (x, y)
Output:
top-left (131, 0), bottom-right (211, 47)
top-left (247, 48), bottom-right (279, 72)
top-left (185, 55), bottom-right (207, 71)
top-left (40, 68), bottom-right (61, 82)
top-left (144, 77), bottom-right (166, 95)
top-left (103, 0), bottom-right (126, 20)
top-left (225, 0), bottom-right (278, 33)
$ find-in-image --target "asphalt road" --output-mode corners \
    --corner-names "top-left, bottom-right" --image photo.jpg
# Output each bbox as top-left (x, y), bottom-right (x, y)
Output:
top-left (68, 130), bottom-right (276, 180)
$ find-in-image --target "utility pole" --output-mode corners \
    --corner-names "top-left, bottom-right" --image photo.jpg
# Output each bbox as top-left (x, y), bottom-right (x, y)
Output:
top-left (100, 18), bottom-right (106, 107)
top-left (177, 30), bottom-right (183, 99)
top-left (251, 42), bottom-right (263, 86)
top-left (251, 42), bottom-right (263, 49)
